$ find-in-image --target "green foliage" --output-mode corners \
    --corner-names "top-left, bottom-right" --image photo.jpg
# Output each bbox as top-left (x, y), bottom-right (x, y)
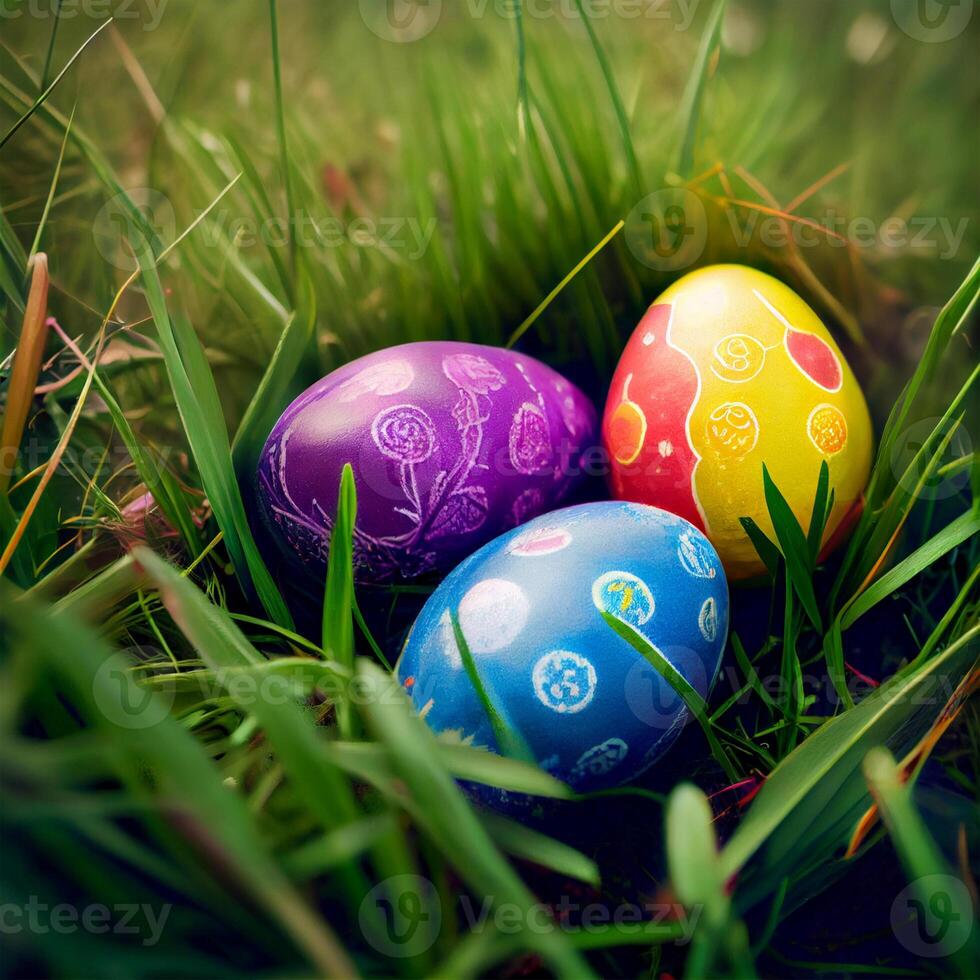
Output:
top-left (675, 0), bottom-right (727, 177)
top-left (666, 783), bottom-right (754, 978)
top-left (720, 624), bottom-right (980, 912)
top-left (602, 610), bottom-right (739, 781)
top-left (134, 239), bottom-right (292, 627)
top-left (451, 605), bottom-right (534, 764)
top-left (864, 747), bottom-right (980, 979)
top-left (1, 585), bottom-right (357, 977)
top-left (322, 463), bottom-right (357, 738)
top-left (0, 18), bottom-right (109, 151)
top-left (1, 1), bottom-right (978, 977)
top-left (356, 661), bottom-right (595, 977)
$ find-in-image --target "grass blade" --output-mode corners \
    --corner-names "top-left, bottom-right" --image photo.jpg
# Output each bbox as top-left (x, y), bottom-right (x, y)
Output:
top-left (675, 0), bottom-right (727, 177)
top-left (2, 589), bottom-right (358, 978)
top-left (738, 516), bottom-right (780, 579)
top-left (720, 624), bottom-right (980, 905)
top-left (232, 259), bottom-right (319, 481)
top-left (840, 508), bottom-right (980, 631)
top-left (506, 219), bottom-right (623, 348)
top-left (268, 0), bottom-right (296, 276)
top-left (762, 464), bottom-right (822, 631)
top-left (94, 375), bottom-right (201, 551)
top-left (667, 783), bottom-right (720, 909)
top-left (601, 611), bottom-right (738, 781)
top-left (1, 254), bottom-right (49, 495)
top-left (863, 748), bottom-right (980, 977)
top-left (437, 744), bottom-right (570, 799)
top-left (806, 459), bottom-right (831, 562)
top-left (0, 18), bottom-right (110, 151)
top-left (570, 0), bottom-right (642, 196)
top-left (27, 104), bottom-right (74, 261)
top-left (356, 660), bottom-right (595, 978)
top-left (513, 0), bottom-right (530, 137)
top-left (38, 0), bottom-right (64, 90)
top-left (480, 813), bottom-right (599, 886)
top-left (323, 463), bottom-right (357, 739)
top-left (326, 740), bottom-right (572, 801)
top-left (134, 243), bottom-right (292, 627)
top-left (451, 607), bottom-right (533, 762)
top-left (846, 404), bottom-right (973, 602)
top-left (665, 783), bottom-right (753, 977)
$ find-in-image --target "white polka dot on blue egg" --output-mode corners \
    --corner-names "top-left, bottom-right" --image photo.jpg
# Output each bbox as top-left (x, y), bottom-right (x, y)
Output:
top-left (395, 501), bottom-right (730, 807)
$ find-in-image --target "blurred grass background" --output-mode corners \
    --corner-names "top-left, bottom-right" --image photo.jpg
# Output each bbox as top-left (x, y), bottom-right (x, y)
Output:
top-left (3, 0), bottom-right (978, 407)
top-left (1, 0), bottom-right (978, 977)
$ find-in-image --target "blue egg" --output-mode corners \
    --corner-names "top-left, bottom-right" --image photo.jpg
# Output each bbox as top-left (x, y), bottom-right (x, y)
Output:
top-left (395, 501), bottom-right (729, 805)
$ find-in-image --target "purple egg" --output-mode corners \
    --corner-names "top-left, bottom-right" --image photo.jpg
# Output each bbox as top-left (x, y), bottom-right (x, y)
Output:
top-left (256, 342), bottom-right (598, 582)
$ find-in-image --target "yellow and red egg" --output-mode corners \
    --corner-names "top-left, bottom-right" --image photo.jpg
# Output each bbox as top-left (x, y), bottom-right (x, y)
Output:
top-left (602, 265), bottom-right (872, 580)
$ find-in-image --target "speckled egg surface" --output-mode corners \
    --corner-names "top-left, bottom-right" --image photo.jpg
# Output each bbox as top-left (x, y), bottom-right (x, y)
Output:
top-left (257, 342), bottom-right (597, 582)
top-left (602, 265), bottom-right (872, 580)
top-left (395, 502), bottom-right (729, 803)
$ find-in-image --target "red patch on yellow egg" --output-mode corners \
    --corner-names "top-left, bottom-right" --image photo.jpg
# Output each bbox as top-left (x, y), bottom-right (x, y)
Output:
top-left (786, 329), bottom-right (843, 392)
top-left (602, 304), bottom-right (703, 530)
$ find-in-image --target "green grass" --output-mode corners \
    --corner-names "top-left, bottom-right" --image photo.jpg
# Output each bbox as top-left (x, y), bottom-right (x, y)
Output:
top-left (1, 1), bottom-right (978, 977)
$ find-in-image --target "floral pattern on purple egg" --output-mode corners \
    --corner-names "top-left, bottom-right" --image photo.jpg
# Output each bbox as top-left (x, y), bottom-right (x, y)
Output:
top-left (256, 342), bottom-right (598, 582)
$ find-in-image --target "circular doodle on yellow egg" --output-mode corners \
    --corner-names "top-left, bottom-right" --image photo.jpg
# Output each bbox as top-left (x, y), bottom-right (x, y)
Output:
top-left (710, 334), bottom-right (767, 383)
top-left (808, 404), bottom-right (848, 455)
top-left (704, 402), bottom-right (759, 459)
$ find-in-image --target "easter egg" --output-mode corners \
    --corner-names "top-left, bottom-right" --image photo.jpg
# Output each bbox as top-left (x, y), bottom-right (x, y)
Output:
top-left (257, 342), bottom-right (597, 582)
top-left (395, 502), bottom-right (729, 804)
top-left (602, 265), bottom-right (872, 580)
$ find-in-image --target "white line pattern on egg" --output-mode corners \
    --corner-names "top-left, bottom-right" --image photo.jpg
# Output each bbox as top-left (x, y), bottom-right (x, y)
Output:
top-left (336, 359), bottom-right (415, 402)
top-left (457, 579), bottom-right (529, 653)
top-left (532, 651), bottom-right (597, 714)
top-left (698, 597), bottom-right (718, 643)
top-left (591, 571), bottom-right (655, 627)
top-left (507, 526), bottom-right (573, 556)
top-left (572, 738), bottom-right (629, 777)
top-left (677, 532), bottom-right (718, 579)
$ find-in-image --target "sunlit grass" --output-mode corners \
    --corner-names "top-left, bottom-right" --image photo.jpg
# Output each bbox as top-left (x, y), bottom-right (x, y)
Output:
top-left (1, 1), bottom-right (978, 977)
